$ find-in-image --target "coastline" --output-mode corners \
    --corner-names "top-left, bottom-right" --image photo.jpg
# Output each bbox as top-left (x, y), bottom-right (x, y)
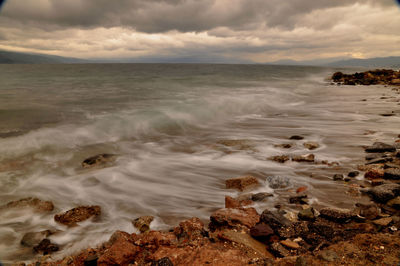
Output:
top-left (4, 69), bottom-right (400, 266)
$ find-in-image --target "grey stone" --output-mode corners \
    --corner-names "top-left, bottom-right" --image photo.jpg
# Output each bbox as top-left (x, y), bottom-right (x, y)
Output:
top-left (368, 183), bottom-right (400, 203)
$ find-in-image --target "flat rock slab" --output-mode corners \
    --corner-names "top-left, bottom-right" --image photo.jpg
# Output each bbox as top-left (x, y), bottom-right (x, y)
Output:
top-left (368, 183), bottom-right (400, 203)
top-left (1, 197), bottom-right (54, 213)
top-left (221, 230), bottom-right (274, 259)
top-left (365, 142), bottom-right (396, 153)
top-left (384, 168), bottom-right (400, 180)
top-left (54, 205), bottom-right (101, 226)
top-left (225, 176), bottom-right (260, 191)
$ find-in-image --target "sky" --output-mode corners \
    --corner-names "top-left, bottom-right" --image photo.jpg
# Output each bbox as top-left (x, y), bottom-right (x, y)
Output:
top-left (0, 0), bottom-right (399, 63)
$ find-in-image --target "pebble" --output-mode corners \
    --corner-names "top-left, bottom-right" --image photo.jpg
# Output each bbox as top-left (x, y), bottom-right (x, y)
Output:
top-left (280, 239), bottom-right (300, 249)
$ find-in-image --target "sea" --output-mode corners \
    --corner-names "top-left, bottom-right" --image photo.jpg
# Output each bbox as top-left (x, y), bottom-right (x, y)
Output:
top-left (0, 64), bottom-right (399, 263)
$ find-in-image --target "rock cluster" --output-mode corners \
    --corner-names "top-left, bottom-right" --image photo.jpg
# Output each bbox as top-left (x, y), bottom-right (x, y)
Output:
top-left (332, 69), bottom-right (400, 86)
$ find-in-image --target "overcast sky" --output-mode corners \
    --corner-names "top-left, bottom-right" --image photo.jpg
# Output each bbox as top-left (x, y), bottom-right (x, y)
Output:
top-left (0, 0), bottom-right (399, 62)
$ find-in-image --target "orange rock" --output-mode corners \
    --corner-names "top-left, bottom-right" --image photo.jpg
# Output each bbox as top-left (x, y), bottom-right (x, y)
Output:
top-left (280, 239), bottom-right (300, 249)
top-left (98, 231), bottom-right (140, 265)
top-left (225, 196), bottom-right (241, 208)
top-left (225, 176), bottom-right (260, 191)
top-left (296, 186), bottom-right (307, 193)
top-left (209, 207), bottom-right (260, 231)
top-left (365, 168), bottom-right (385, 179)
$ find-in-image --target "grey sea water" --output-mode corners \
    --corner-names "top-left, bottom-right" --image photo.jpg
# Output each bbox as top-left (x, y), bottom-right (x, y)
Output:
top-left (0, 64), bottom-right (399, 263)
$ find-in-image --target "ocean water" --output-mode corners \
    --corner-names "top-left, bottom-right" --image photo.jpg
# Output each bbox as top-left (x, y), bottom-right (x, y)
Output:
top-left (0, 64), bottom-right (399, 263)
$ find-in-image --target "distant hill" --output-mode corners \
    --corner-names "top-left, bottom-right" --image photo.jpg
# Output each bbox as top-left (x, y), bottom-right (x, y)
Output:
top-left (0, 50), bottom-right (85, 64)
top-left (325, 56), bottom-right (400, 68)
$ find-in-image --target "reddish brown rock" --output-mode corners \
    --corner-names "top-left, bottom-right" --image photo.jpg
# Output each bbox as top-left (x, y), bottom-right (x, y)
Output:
top-left (174, 217), bottom-right (206, 242)
top-left (269, 155), bottom-right (290, 163)
top-left (209, 207), bottom-right (260, 231)
top-left (98, 231), bottom-right (140, 265)
top-left (225, 196), bottom-right (241, 208)
top-left (303, 142), bottom-right (319, 150)
top-left (133, 216), bottom-right (154, 233)
top-left (296, 186), bottom-right (308, 193)
top-left (2, 197), bottom-right (54, 213)
top-left (250, 223), bottom-right (274, 240)
top-left (225, 176), bottom-right (259, 191)
top-left (54, 205), bottom-right (101, 226)
top-left (133, 231), bottom-right (177, 248)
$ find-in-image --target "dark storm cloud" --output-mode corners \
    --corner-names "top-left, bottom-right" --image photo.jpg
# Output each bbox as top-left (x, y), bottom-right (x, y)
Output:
top-left (0, 0), bottom-right (395, 33)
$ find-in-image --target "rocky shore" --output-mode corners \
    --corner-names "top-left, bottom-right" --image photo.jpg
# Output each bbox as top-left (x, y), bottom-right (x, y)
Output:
top-left (6, 69), bottom-right (400, 266)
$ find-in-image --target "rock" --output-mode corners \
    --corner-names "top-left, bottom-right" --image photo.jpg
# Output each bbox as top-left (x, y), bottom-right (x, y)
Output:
top-left (82, 154), bottom-right (117, 168)
top-left (269, 242), bottom-right (290, 257)
top-left (365, 142), bottom-right (396, 153)
top-left (366, 157), bottom-right (392, 164)
top-left (370, 179), bottom-right (385, 186)
top-left (384, 168), bottom-right (400, 179)
top-left (250, 223), bottom-right (274, 241)
top-left (373, 217), bottom-right (393, 227)
top-left (151, 257), bottom-right (173, 266)
top-left (274, 143), bottom-right (293, 149)
top-left (220, 230), bottom-right (274, 258)
top-left (225, 176), bottom-right (259, 191)
top-left (251, 192), bottom-right (273, 202)
top-left (348, 171), bottom-right (359, 178)
top-left (318, 250), bottom-right (338, 262)
top-left (174, 217), bottom-right (206, 242)
top-left (1, 197), bottom-right (54, 213)
top-left (332, 72), bottom-right (344, 81)
top-left (355, 203), bottom-right (380, 220)
top-left (280, 239), bottom-right (300, 249)
top-left (209, 207), bottom-right (260, 231)
top-left (54, 205), bottom-right (101, 226)
top-left (266, 176), bottom-right (290, 189)
top-left (260, 210), bottom-right (291, 231)
top-left (319, 207), bottom-right (354, 223)
top-left (368, 183), bottom-right (400, 203)
top-left (21, 230), bottom-right (53, 247)
top-left (289, 194), bottom-right (308, 204)
top-left (98, 231), bottom-right (140, 266)
top-left (225, 196), bottom-right (241, 208)
top-left (365, 153), bottom-right (387, 161)
top-left (292, 154), bottom-right (315, 163)
top-left (384, 162), bottom-right (400, 169)
top-left (84, 254), bottom-right (99, 266)
top-left (295, 256), bottom-right (307, 266)
top-left (333, 174), bottom-right (344, 181)
top-left (269, 155), bottom-right (290, 163)
top-left (289, 135), bottom-right (304, 140)
top-left (298, 207), bottom-right (315, 221)
top-left (33, 239), bottom-right (59, 255)
top-left (296, 186), bottom-right (307, 193)
top-left (387, 197), bottom-right (400, 209)
top-left (133, 216), bottom-right (154, 233)
top-left (365, 168), bottom-right (385, 179)
top-left (303, 142), bottom-right (319, 150)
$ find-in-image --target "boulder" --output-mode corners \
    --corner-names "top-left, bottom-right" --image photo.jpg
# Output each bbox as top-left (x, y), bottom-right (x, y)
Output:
top-left (98, 231), bottom-right (140, 266)
top-left (384, 168), bottom-right (400, 180)
top-left (1, 197), bottom-right (54, 213)
top-left (209, 207), bottom-right (260, 231)
top-left (365, 142), bottom-right (396, 153)
top-left (33, 239), bottom-right (59, 255)
top-left (54, 205), bottom-right (101, 226)
top-left (368, 183), bottom-right (400, 203)
top-left (250, 223), bottom-right (274, 241)
top-left (355, 203), bottom-right (380, 220)
top-left (133, 216), bottom-right (154, 233)
top-left (225, 176), bottom-right (259, 191)
top-left (225, 196), bottom-right (241, 208)
top-left (82, 154), bottom-right (117, 168)
top-left (173, 217), bottom-right (206, 242)
top-left (260, 210), bottom-right (292, 231)
top-left (319, 208), bottom-right (355, 223)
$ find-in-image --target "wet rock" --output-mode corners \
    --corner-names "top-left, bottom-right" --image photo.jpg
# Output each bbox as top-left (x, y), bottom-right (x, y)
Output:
top-left (318, 250), bottom-right (338, 262)
top-left (365, 153), bottom-right (387, 161)
top-left (289, 135), bottom-right (304, 140)
top-left (280, 239), bottom-right (300, 249)
top-left (292, 154), bottom-right (315, 163)
top-left (365, 142), bottom-right (396, 153)
top-left (274, 143), bottom-right (293, 149)
top-left (384, 168), bottom-right (400, 180)
top-left (84, 254), bottom-right (99, 266)
top-left (251, 192), bottom-right (273, 202)
top-left (225, 175), bottom-right (259, 191)
top-left (1, 197), bottom-right (54, 213)
top-left (174, 217), bottom-right (206, 242)
top-left (319, 208), bottom-right (354, 223)
top-left (298, 207), bottom-right (315, 221)
top-left (209, 207), bottom-right (260, 231)
top-left (220, 230), bottom-right (274, 258)
top-left (82, 154), bottom-right (117, 168)
top-left (333, 174), bottom-right (344, 181)
top-left (225, 196), bottom-right (241, 208)
top-left (384, 162), bottom-right (400, 169)
top-left (289, 194), bottom-right (308, 204)
top-left (266, 176), bottom-right (290, 189)
top-left (250, 223), bottom-right (274, 241)
top-left (98, 231), bottom-right (140, 266)
top-left (296, 186), bottom-right (308, 193)
top-left (387, 197), bottom-right (400, 209)
top-left (21, 230), bottom-right (53, 247)
top-left (366, 157), bottom-right (392, 164)
top-left (365, 168), bottom-right (385, 179)
top-left (303, 142), bottom-right (319, 150)
top-left (133, 230), bottom-right (177, 248)
top-left (348, 171), bottom-right (359, 178)
top-left (133, 216), bottom-right (154, 233)
top-left (151, 257), bottom-right (173, 266)
top-left (269, 155), bottom-right (290, 163)
top-left (33, 239), bottom-right (59, 255)
top-left (355, 203), bottom-right (380, 220)
top-left (373, 217), bottom-right (393, 227)
top-left (260, 210), bottom-right (291, 231)
top-left (269, 242), bottom-right (290, 257)
top-left (54, 205), bottom-right (101, 226)
top-left (370, 178), bottom-right (385, 186)
top-left (367, 183), bottom-right (400, 203)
